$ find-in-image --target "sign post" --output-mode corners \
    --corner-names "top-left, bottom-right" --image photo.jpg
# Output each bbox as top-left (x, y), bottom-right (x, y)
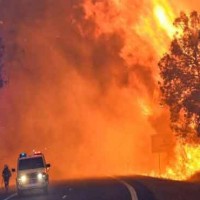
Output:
top-left (151, 134), bottom-right (173, 176)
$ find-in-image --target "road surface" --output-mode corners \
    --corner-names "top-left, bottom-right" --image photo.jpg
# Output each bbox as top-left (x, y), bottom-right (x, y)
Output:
top-left (0, 176), bottom-right (200, 200)
top-left (0, 177), bottom-right (155, 200)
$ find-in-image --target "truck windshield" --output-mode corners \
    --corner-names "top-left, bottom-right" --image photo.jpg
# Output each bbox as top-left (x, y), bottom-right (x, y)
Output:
top-left (18, 157), bottom-right (45, 170)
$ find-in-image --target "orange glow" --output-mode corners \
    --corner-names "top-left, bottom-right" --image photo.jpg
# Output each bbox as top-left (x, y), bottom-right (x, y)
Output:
top-left (79, 0), bottom-right (200, 180)
top-left (0, 0), bottom-right (199, 182)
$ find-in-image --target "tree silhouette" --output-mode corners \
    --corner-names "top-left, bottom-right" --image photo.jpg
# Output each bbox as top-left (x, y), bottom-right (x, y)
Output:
top-left (158, 11), bottom-right (200, 142)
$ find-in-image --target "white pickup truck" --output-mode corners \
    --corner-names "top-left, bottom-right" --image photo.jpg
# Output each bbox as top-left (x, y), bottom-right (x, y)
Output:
top-left (14, 152), bottom-right (51, 196)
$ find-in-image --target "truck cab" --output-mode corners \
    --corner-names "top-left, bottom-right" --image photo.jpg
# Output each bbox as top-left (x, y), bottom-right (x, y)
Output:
top-left (16, 152), bottom-right (50, 196)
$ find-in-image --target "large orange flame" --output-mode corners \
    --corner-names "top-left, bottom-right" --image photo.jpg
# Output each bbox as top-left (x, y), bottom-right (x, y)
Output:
top-left (83, 0), bottom-right (200, 180)
top-left (153, 0), bottom-right (176, 39)
top-left (156, 143), bottom-right (200, 180)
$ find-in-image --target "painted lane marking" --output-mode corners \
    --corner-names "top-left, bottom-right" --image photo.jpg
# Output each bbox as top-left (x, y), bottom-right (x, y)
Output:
top-left (3, 193), bottom-right (17, 200)
top-left (118, 180), bottom-right (138, 200)
top-left (62, 194), bottom-right (67, 199)
top-left (120, 180), bottom-right (138, 200)
top-left (111, 176), bottom-right (138, 200)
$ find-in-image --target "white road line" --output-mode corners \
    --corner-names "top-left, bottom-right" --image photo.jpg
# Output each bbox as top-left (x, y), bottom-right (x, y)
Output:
top-left (3, 193), bottom-right (17, 200)
top-left (111, 176), bottom-right (138, 200)
top-left (118, 180), bottom-right (138, 200)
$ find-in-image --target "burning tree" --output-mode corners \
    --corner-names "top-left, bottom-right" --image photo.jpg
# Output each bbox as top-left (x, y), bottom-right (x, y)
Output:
top-left (158, 11), bottom-right (200, 141)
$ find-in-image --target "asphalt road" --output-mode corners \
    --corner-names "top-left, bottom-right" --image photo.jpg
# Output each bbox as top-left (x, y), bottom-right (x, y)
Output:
top-left (1, 176), bottom-right (200, 200)
top-left (0, 177), bottom-right (156, 200)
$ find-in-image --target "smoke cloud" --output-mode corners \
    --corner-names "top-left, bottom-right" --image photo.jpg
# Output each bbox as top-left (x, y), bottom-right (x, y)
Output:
top-left (0, 0), bottom-right (197, 180)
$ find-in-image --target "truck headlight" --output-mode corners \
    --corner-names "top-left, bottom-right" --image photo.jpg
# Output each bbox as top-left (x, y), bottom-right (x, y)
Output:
top-left (19, 175), bottom-right (27, 183)
top-left (37, 173), bottom-right (43, 180)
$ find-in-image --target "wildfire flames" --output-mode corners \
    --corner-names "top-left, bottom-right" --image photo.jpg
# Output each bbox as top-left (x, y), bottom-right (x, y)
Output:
top-left (165, 143), bottom-right (200, 180)
top-left (0, 0), bottom-right (199, 181)
top-left (82, 0), bottom-right (200, 180)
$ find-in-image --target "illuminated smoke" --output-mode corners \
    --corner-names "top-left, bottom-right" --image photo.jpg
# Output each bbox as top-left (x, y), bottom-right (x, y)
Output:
top-left (0, 0), bottom-right (199, 180)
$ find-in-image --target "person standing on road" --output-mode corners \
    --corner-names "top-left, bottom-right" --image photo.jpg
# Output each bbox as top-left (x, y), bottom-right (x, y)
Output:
top-left (2, 164), bottom-right (11, 192)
